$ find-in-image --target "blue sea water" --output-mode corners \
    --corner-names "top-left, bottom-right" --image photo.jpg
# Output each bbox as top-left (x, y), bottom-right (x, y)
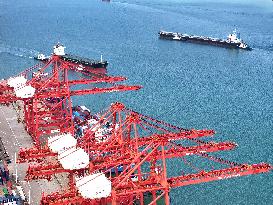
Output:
top-left (0, 0), bottom-right (273, 204)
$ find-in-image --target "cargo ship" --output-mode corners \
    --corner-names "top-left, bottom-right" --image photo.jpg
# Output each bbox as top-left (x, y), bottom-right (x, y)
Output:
top-left (159, 29), bottom-right (252, 50)
top-left (34, 44), bottom-right (108, 74)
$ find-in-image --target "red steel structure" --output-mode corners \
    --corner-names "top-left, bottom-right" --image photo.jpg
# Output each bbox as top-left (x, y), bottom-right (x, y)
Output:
top-left (0, 55), bottom-right (141, 145)
top-left (0, 53), bottom-right (271, 204)
top-left (16, 103), bottom-right (272, 205)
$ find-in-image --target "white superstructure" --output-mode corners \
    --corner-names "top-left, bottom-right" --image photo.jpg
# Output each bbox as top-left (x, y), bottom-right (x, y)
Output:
top-left (7, 76), bottom-right (36, 98)
top-left (227, 29), bottom-right (249, 49)
top-left (48, 133), bottom-right (77, 153)
top-left (14, 86), bottom-right (35, 99)
top-left (227, 29), bottom-right (241, 43)
top-left (7, 76), bottom-right (27, 88)
top-left (76, 173), bottom-right (112, 199)
top-left (58, 147), bottom-right (89, 170)
top-left (53, 43), bottom-right (66, 56)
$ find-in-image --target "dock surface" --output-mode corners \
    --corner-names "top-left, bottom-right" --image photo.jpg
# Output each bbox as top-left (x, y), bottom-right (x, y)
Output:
top-left (0, 104), bottom-right (68, 205)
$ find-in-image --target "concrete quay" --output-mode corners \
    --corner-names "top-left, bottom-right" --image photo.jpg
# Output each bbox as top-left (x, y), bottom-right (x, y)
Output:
top-left (0, 103), bottom-right (69, 205)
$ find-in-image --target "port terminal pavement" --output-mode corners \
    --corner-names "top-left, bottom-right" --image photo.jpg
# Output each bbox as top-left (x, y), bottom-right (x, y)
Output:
top-left (0, 103), bottom-right (69, 205)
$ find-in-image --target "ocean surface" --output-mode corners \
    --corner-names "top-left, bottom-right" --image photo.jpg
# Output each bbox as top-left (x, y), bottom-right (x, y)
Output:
top-left (0, 0), bottom-right (273, 204)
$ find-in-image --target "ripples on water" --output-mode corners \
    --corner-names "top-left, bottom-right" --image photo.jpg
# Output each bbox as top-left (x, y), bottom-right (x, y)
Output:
top-left (0, 0), bottom-right (273, 204)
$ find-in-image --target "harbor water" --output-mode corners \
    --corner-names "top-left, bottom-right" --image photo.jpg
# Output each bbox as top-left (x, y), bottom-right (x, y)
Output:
top-left (0, 0), bottom-right (273, 204)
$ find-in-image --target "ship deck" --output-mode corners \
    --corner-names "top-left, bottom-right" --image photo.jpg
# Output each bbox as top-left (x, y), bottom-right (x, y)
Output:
top-left (62, 54), bottom-right (108, 64)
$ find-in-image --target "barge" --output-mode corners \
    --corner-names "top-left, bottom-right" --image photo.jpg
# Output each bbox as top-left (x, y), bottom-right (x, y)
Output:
top-left (159, 29), bottom-right (252, 50)
top-left (34, 44), bottom-right (108, 74)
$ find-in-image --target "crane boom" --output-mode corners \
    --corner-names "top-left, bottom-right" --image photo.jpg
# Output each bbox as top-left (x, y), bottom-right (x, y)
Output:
top-left (168, 163), bottom-right (272, 188)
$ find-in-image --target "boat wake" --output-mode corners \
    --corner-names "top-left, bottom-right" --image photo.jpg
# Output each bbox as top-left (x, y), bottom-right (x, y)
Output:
top-left (0, 42), bottom-right (40, 59)
top-left (112, 1), bottom-right (163, 13)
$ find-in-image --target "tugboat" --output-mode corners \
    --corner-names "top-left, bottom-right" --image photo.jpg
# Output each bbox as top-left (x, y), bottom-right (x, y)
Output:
top-left (158, 29), bottom-right (252, 50)
top-left (34, 44), bottom-right (109, 74)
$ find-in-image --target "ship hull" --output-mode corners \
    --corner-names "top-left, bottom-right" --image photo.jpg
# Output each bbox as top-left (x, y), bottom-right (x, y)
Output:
top-left (34, 54), bottom-right (108, 74)
top-left (60, 54), bottom-right (108, 69)
top-left (159, 32), bottom-right (252, 50)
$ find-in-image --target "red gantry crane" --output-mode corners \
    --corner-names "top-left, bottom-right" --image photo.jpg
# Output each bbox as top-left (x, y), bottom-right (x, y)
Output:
top-left (16, 102), bottom-right (272, 205)
top-left (1, 46), bottom-right (271, 205)
top-left (0, 55), bottom-right (141, 145)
